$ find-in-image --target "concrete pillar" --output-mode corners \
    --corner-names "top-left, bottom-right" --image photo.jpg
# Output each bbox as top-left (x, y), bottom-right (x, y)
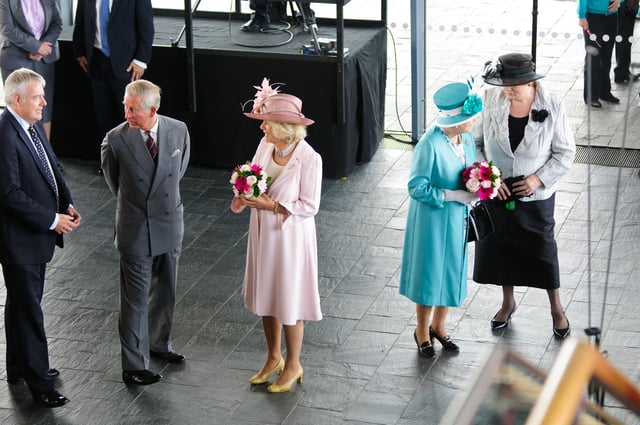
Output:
top-left (410, 0), bottom-right (425, 140)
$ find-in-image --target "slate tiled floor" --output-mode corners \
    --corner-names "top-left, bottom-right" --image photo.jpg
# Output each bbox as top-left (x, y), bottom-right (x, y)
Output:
top-left (0, 149), bottom-right (637, 424)
top-left (0, 0), bottom-right (639, 423)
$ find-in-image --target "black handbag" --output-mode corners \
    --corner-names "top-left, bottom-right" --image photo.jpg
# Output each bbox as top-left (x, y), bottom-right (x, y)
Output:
top-left (503, 175), bottom-right (525, 201)
top-left (468, 200), bottom-right (494, 243)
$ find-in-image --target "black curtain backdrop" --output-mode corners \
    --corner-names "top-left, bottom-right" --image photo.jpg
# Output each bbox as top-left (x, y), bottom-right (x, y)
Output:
top-left (51, 18), bottom-right (386, 178)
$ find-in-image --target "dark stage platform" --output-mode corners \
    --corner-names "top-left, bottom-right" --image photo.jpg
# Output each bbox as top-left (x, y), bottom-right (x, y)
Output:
top-left (52, 14), bottom-right (387, 178)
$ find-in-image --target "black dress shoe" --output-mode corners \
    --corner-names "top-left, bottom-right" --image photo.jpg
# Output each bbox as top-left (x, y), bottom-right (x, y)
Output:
top-left (429, 326), bottom-right (460, 352)
top-left (413, 330), bottom-right (435, 358)
top-left (122, 369), bottom-right (162, 385)
top-left (587, 100), bottom-right (602, 108)
top-left (150, 350), bottom-right (185, 364)
top-left (553, 315), bottom-right (571, 340)
top-left (491, 307), bottom-right (515, 330)
top-left (601, 93), bottom-right (620, 104)
top-left (46, 368), bottom-right (60, 379)
top-left (34, 390), bottom-right (69, 408)
top-left (8, 368), bottom-right (60, 385)
top-left (241, 17), bottom-right (269, 32)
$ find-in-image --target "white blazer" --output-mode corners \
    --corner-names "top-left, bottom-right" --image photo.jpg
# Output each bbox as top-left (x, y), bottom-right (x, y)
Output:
top-left (474, 81), bottom-right (576, 201)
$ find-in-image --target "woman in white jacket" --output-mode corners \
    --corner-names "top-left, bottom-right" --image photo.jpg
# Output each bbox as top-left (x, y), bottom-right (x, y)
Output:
top-left (231, 79), bottom-right (322, 393)
top-left (474, 53), bottom-right (576, 339)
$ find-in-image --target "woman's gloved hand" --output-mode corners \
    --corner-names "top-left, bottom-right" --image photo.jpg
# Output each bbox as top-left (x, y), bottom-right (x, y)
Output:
top-left (443, 189), bottom-right (478, 205)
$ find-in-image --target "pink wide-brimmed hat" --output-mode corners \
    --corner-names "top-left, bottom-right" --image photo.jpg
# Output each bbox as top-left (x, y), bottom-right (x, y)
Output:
top-left (243, 78), bottom-right (314, 126)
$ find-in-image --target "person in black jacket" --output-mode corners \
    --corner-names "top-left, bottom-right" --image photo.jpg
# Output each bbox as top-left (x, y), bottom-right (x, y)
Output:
top-left (72, 0), bottom-right (154, 154)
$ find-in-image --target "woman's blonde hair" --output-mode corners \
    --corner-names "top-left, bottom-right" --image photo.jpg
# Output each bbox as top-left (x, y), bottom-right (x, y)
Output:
top-left (266, 121), bottom-right (307, 145)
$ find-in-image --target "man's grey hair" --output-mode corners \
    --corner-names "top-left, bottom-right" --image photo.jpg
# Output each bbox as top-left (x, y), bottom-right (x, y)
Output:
top-left (125, 79), bottom-right (162, 111)
top-left (4, 68), bottom-right (46, 106)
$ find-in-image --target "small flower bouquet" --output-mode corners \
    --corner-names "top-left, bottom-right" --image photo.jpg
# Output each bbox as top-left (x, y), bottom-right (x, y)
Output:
top-left (462, 160), bottom-right (502, 200)
top-left (230, 162), bottom-right (271, 198)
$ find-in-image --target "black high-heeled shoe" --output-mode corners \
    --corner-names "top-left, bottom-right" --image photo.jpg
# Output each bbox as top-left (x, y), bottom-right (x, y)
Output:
top-left (490, 307), bottom-right (516, 330)
top-left (553, 314), bottom-right (571, 340)
top-left (429, 326), bottom-right (459, 352)
top-left (413, 330), bottom-right (435, 357)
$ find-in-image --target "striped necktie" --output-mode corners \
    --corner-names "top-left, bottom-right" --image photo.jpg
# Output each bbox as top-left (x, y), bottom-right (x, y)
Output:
top-left (146, 131), bottom-right (157, 161)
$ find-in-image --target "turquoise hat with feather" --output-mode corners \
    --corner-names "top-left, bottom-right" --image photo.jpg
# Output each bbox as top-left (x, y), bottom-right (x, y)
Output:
top-left (433, 82), bottom-right (483, 128)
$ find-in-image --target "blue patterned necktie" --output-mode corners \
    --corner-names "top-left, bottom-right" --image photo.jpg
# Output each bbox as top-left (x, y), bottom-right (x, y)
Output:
top-left (100, 0), bottom-right (110, 56)
top-left (28, 126), bottom-right (59, 202)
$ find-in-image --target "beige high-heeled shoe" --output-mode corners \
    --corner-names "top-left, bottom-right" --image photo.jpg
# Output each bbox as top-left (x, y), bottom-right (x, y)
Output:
top-left (248, 358), bottom-right (284, 385)
top-left (267, 366), bottom-right (303, 393)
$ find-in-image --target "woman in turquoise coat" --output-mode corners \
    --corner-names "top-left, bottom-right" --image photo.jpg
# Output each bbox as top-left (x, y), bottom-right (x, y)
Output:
top-left (399, 82), bottom-right (482, 356)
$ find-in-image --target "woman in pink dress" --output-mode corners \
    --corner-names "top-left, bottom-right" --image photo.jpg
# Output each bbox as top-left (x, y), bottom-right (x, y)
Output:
top-left (230, 79), bottom-right (322, 393)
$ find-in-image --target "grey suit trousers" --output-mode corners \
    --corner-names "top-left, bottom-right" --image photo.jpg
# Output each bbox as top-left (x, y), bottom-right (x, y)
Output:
top-left (119, 248), bottom-right (180, 371)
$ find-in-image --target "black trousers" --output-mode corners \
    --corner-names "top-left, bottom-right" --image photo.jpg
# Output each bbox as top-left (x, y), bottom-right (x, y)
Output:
top-left (3, 263), bottom-right (54, 396)
top-left (583, 12), bottom-right (618, 102)
top-left (250, 0), bottom-right (286, 21)
top-left (90, 49), bottom-right (129, 143)
top-left (614, 6), bottom-right (639, 81)
top-left (250, 1), bottom-right (313, 24)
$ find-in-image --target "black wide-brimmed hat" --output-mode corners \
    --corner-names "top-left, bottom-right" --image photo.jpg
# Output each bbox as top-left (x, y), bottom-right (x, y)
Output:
top-left (482, 53), bottom-right (545, 87)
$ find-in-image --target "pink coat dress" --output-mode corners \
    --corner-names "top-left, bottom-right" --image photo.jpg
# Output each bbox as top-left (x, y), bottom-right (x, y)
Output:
top-left (234, 137), bottom-right (323, 326)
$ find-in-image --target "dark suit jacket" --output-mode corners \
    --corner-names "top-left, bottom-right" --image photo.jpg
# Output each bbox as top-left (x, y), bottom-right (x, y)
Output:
top-left (72, 0), bottom-right (154, 80)
top-left (0, 109), bottom-right (72, 264)
top-left (0, 0), bottom-right (62, 68)
top-left (101, 114), bottom-right (190, 257)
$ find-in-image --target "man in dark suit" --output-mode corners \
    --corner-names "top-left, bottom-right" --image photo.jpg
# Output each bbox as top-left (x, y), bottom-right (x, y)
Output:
top-left (0, 68), bottom-right (81, 407)
top-left (101, 80), bottom-right (190, 385)
top-left (72, 0), bottom-right (154, 161)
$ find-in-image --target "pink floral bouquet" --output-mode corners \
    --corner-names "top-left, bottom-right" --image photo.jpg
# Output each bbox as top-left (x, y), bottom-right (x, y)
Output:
top-left (462, 160), bottom-right (502, 200)
top-left (230, 162), bottom-right (271, 198)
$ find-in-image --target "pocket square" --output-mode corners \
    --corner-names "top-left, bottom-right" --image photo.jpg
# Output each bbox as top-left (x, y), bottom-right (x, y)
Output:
top-left (171, 149), bottom-right (181, 158)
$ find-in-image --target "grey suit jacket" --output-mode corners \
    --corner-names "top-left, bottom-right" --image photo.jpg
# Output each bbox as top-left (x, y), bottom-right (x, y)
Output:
top-left (100, 115), bottom-right (191, 257)
top-left (0, 0), bottom-right (62, 68)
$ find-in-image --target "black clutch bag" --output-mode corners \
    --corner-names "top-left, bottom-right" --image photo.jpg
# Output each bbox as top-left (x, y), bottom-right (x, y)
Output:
top-left (503, 175), bottom-right (525, 201)
top-left (468, 201), bottom-right (495, 243)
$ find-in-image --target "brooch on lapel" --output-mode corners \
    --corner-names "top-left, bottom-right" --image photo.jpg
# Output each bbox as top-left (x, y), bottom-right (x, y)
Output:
top-left (531, 109), bottom-right (549, 123)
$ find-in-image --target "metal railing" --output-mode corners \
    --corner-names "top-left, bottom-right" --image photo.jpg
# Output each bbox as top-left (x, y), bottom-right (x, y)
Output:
top-left (443, 338), bottom-right (640, 425)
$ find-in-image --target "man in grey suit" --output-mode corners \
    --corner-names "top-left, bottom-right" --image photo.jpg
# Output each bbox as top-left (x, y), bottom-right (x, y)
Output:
top-left (0, 0), bottom-right (63, 140)
top-left (101, 79), bottom-right (190, 385)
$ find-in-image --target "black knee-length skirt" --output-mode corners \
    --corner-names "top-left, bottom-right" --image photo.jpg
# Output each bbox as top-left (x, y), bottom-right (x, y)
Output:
top-left (473, 194), bottom-right (560, 289)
